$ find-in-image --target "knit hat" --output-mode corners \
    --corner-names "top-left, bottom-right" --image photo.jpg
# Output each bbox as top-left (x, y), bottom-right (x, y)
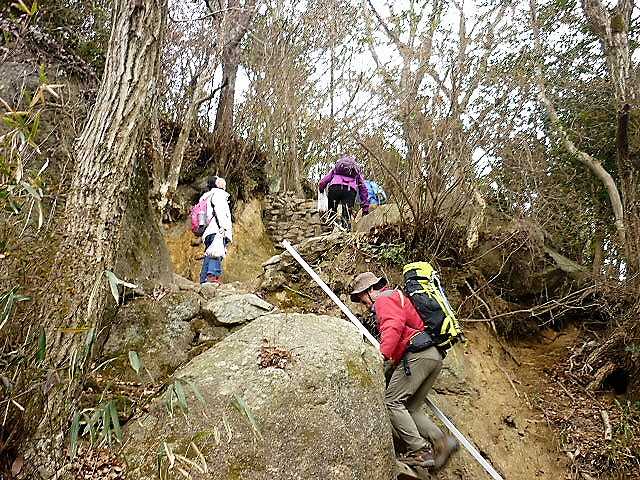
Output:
top-left (215, 177), bottom-right (226, 190)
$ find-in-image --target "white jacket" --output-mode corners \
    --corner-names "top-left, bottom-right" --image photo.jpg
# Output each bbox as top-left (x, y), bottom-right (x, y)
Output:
top-left (200, 188), bottom-right (233, 243)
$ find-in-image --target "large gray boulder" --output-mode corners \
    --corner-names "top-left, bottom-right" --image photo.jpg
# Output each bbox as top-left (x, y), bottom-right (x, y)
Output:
top-left (122, 313), bottom-right (396, 480)
top-left (164, 291), bottom-right (202, 323)
top-left (353, 204), bottom-right (404, 233)
top-left (202, 293), bottom-right (274, 326)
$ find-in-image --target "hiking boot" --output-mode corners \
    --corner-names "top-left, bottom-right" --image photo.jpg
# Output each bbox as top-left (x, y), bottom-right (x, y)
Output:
top-left (401, 446), bottom-right (435, 468)
top-left (432, 435), bottom-right (459, 471)
top-left (206, 275), bottom-right (221, 284)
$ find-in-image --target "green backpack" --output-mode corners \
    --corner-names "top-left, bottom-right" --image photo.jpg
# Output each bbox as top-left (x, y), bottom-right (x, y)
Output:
top-left (402, 262), bottom-right (463, 350)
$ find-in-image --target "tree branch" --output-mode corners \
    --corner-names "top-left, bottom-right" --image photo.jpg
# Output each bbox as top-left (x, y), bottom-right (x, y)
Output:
top-left (365, 0), bottom-right (408, 55)
top-left (530, 0), bottom-right (627, 250)
top-left (196, 77), bottom-right (228, 107)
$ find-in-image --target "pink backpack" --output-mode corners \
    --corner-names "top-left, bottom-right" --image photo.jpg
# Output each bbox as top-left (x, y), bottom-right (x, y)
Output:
top-left (190, 198), bottom-right (208, 235)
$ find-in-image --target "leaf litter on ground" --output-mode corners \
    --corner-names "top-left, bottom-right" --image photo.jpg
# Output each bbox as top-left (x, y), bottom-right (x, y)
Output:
top-left (258, 338), bottom-right (292, 369)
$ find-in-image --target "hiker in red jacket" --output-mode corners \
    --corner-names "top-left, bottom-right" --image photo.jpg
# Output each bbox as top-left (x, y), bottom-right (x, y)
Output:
top-left (350, 272), bottom-right (459, 471)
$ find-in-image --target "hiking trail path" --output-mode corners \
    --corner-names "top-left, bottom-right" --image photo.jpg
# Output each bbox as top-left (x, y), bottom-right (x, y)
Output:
top-left (163, 198), bottom-right (571, 480)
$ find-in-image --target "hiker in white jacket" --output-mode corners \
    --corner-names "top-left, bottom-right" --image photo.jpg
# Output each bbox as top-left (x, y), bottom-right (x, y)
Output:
top-left (199, 176), bottom-right (233, 284)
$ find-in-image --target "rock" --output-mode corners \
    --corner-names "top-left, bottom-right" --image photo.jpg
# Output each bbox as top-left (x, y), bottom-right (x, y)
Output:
top-left (263, 193), bottom-right (333, 248)
top-left (0, 62), bottom-right (41, 103)
top-left (172, 273), bottom-right (200, 292)
top-left (262, 254), bottom-right (282, 267)
top-left (199, 282), bottom-right (221, 299)
top-left (396, 460), bottom-right (434, 479)
top-left (163, 291), bottom-right (201, 323)
top-left (261, 267), bottom-right (288, 292)
top-left (190, 318), bottom-right (232, 343)
top-left (122, 313), bottom-right (395, 480)
top-left (200, 281), bottom-right (249, 300)
top-left (101, 297), bottom-right (195, 382)
top-left (202, 293), bottom-right (274, 326)
top-left (216, 282), bottom-right (250, 297)
top-left (259, 233), bottom-right (345, 292)
top-left (354, 204), bottom-right (403, 233)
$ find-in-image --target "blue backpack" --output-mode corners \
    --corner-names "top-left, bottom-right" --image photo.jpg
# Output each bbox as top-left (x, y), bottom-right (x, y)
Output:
top-left (365, 180), bottom-right (387, 205)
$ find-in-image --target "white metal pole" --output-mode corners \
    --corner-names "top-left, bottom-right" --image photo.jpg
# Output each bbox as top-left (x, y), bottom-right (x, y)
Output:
top-left (426, 398), bottom-right (505, 480)
top-left (281, 240), bottom-right (379, 347)
top-left (281, 239), bottom-right (505, 480)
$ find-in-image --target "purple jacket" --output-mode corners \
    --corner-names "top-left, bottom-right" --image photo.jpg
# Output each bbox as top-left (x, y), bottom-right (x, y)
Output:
top-left (318, 169), bottom-right (370, 212)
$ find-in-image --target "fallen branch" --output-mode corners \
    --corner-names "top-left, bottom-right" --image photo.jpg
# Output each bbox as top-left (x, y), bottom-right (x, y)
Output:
top-left (283, 285), bottom-right (315, 301)
top-left (496, 338), bottom-right (522, 366)
top-left (600, 410), bottom-right (612, 441)
top-left (497, 363), bottom-right (520, 398)
top-left (461, 285), bottom-right (597, 323)
top-left (463, 279), bottom-right (496, 333)
top-left (464, 280), bottom-right (493, 317)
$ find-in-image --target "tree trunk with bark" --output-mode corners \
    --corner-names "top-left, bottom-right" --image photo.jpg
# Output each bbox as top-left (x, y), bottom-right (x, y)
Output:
top-left (615, 103), bottom-right (640, 274)
top-left (581, 0), bottom-right (640, 275)
top-left (214, 49), bottom-right (238, 140)
top-left (149, 109), bottom-right (165, 202)
top-left (158, 63), bottom-right (219, 214)
top-left (546, 0), bottom-right (640, 396)
top-left (28, 0), bottom-right (167, 467)
top-left (211, 0), bottom-right (256, 138)
top-left (531, 0), bottom-right (628, 264)
top-left (284, 119), bottom-right (303, 196)
top-left (592, 231), bottom-right (604, 276)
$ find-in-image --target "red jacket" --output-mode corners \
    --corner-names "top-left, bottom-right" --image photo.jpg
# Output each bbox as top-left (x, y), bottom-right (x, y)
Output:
top-left (374, 289), bottom-right (424, 363)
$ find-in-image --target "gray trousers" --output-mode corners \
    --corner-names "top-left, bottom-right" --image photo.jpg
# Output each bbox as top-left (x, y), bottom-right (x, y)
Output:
top-left (385, 347), bottom-right (445, 452)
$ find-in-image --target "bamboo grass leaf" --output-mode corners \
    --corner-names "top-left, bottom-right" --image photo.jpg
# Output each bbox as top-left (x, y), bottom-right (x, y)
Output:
top-left (36, 328), bottom-right (46, 361)
top-left (128, 350), bottom-right (142, 375)
top-left (109, 401), bottom-right (122, 441)
top-left (70, 412), bottom-right (80, 458)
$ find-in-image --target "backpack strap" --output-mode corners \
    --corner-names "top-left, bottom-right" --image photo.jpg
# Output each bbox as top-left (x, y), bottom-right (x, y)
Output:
top-left (209, 196), bottom-right (221, 231)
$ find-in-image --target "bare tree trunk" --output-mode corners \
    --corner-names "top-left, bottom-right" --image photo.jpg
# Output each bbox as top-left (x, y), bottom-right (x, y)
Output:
top-left (617, 170), bottom-right (640, 274)
top-left (581, 0), bottom-right (633, 104)
top-left (214, 49), bottom-right (239, 140)
top-left (158, 64), bottom-right (218, 213)
top-left (581, 0), bottom-right (640, 275)
top-left (615, 103), bottom-right (640, 274)
top-left (592, 231), bottom-right (604, 276)
top-left (211, 0), bottom-right (257, 141)
top-left (283, 82), bottom-right (303, 196)
top-left (30, 0), bottom-right (167, 464)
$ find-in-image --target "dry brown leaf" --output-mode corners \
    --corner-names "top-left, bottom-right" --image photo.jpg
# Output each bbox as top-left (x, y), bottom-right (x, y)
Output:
top-left (11, 456), bottom-right (24, 476)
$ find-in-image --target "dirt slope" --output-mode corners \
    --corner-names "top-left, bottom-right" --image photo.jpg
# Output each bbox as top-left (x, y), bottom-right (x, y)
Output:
top-left (433, 324), bottom-right (570, 480)
top-left (164, 198), bottom-right (275, 286)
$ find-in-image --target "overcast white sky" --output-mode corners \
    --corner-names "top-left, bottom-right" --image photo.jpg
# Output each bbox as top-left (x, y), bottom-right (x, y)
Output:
top-left (169, 0), bottom-right (481, 123)
top-left (168, 0), bottom-right (640, 182)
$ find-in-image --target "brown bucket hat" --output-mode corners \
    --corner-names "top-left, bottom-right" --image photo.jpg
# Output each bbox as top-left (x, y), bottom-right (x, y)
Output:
top-left (350, 272), bottom-right (387, 302)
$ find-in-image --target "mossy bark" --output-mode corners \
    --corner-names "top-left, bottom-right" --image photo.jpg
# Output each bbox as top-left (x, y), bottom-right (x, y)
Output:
top-left (24, 0), bottom-right (169, 469)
